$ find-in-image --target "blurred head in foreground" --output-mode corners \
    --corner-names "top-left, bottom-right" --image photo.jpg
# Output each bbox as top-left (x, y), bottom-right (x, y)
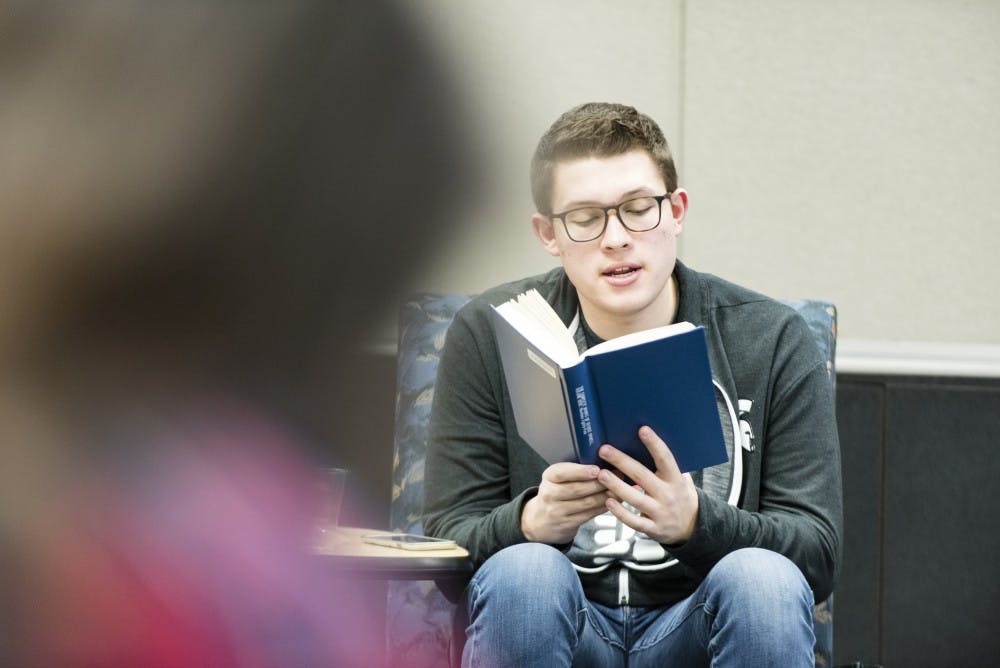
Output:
top-left (0, 2), bottom-right (472, 666)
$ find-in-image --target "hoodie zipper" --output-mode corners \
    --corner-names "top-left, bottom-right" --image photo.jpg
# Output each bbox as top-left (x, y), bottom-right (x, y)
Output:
top-left (618, 567), bottom-right (629, 605)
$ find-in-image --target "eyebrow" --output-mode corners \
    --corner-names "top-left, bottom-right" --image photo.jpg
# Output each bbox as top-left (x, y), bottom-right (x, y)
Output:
top-left (557, 187), bottom-right (659, 211)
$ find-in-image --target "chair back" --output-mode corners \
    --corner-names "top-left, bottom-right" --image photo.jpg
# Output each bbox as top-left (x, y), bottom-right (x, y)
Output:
top-left (387, 294), bottom-right (471, 667)
top-left (386, 294), bottom-right (837, 668)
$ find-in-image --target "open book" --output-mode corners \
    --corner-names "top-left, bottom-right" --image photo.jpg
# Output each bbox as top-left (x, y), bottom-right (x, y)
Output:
top-left (491, 289), bottom-right (727, 473)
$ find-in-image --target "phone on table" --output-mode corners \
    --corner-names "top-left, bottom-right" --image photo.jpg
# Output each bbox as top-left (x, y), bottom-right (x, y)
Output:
top-left (361, 532), bottom-right (457, 551)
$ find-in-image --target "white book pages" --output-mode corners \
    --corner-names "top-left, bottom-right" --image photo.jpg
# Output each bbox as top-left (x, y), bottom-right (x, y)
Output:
top-left (583, 321), bottom-right (695, 357)
top-left (495, 289), bottom-right (694, 366)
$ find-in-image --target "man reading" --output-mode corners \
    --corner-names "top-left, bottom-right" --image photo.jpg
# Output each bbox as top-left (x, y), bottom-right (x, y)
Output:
top-left (424, 102), bottom-right (842, 667)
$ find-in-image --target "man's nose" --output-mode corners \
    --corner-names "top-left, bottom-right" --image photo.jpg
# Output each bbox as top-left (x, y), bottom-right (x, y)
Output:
top-left (601, 210), bottom-right (631, 248)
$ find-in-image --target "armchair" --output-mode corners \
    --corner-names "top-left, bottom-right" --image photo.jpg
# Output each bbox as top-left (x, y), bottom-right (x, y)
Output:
top-left (387, 294), bottom-right (837, 667)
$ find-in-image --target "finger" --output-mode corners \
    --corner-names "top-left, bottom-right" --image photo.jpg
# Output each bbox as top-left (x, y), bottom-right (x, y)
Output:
top-left (595, 467), bottom-right (649, 509)
top-left (569, 505), bottom-right (613, 525)
top-left (544, 462), bottom-right (601, 484)
top-left (578, 489), bottom-right (616, 514)
top-left (597, 443), bottom-right (658, 490)
top-left (555, 489), bottom-right (613, 520)
top-left (637, 426), bottom-right (683, 481)
top-left (604, 497), bottom-right (658, 534)
top-left (551, 479), bottom-right (611, 502)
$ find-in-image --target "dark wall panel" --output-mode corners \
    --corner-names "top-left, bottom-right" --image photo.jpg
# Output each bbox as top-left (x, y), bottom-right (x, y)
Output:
top-left (882, 383), bottom-right (1000, 667)
top-left (834, 380), bottom-right (885, 665)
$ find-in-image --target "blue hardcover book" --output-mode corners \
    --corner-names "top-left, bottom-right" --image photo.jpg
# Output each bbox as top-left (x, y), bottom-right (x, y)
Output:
top-left (491, 289), bottom-right (727, 474)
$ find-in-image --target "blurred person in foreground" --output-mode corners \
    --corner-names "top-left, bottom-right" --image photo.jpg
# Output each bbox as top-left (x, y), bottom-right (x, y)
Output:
top-left (0, 2), bottom-right (473, 666)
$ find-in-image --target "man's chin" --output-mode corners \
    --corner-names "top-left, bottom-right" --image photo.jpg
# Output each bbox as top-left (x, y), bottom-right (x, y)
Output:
top-left (588, 292), bottom-right (651, 319)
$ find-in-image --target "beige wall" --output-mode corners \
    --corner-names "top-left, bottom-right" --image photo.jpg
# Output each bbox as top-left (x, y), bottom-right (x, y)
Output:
top-left (403, 0), bottom-right (1000, 347)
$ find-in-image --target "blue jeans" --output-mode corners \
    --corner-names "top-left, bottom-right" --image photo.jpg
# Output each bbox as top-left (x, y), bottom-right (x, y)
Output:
top-left (460, 543), bottom-right (815, 668)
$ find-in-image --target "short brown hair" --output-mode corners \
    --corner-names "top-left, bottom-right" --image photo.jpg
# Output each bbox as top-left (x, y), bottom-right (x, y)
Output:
top-left (530, 102), bottom-right (677, 213)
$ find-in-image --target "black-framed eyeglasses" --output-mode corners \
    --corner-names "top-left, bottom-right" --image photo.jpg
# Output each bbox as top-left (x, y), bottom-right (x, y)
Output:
top-left (549, 193), bottom-right (671, 242)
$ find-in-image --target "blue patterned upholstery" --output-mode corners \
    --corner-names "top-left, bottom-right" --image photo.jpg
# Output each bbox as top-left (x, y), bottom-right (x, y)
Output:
top-left (387, 294), bottom-right (472, 667)
top-left (387, 294), bottom-right (837, 668)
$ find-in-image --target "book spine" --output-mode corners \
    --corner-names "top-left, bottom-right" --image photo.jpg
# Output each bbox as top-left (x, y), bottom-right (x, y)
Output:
top-left (561, 362), bottom-right (605, 465)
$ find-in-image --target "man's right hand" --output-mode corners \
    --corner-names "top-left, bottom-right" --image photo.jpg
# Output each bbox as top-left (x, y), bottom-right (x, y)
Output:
top-left (520, 462), bottom-right (611, 544)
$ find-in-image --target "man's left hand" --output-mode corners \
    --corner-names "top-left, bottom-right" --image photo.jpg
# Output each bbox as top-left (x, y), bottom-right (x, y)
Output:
top-left (595, 425), bottom-right (699, 545)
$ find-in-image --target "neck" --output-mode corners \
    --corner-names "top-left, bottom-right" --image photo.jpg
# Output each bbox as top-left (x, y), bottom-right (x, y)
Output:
top-left (581, 275), bottom-right (678, 340)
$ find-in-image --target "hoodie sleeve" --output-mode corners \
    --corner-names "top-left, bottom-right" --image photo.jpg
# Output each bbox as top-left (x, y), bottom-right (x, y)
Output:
top-left (670, 313), bottom-right (843, 603)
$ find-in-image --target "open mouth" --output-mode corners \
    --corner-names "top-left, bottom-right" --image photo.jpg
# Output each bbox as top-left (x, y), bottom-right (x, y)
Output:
top-left (602, 265), bottom-right (640, 278)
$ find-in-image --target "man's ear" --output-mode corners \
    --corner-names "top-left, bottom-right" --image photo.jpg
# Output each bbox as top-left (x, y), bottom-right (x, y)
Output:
top-left (668, 188), bottom-right (689, 233)
top-left (532, 213), bottom-right (561, 257)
